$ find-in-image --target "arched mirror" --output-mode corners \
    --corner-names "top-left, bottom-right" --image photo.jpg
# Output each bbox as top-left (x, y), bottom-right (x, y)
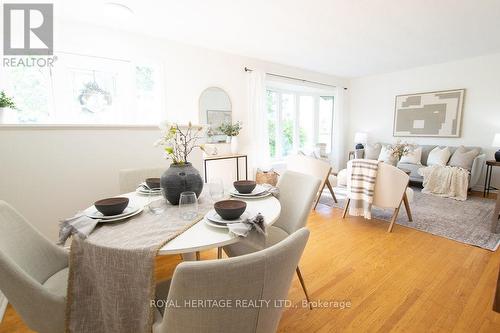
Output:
top-left (199, 87), bottom-right (232, 143)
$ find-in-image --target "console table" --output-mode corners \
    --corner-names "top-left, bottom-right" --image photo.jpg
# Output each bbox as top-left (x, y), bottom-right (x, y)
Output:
top-left (484, 160), bottom-right (500, 197)
top-left (203, 154), bottom-right (248, 183)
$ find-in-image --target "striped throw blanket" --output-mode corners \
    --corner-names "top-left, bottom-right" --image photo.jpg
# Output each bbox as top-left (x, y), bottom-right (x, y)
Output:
top-left (347, 159), bottom-right (379, 219)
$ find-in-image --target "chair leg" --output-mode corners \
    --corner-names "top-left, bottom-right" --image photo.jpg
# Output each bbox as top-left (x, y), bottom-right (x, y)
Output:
top-left (326, 178), bottom-right (338, 203)
top-left (217, 247), bottom-right (222, 259)
top-left (387, 204), bottom-right (401, 233)
top-left (342, 198), bottom-right (350, 219)
top-left (195, 251), bottom-right (201, 261)
top-left (402, 192), bottom-right (412, 222)
top-left (313, 183), bottom-right (327, 210)
top-left (296, 267), bottom-right (312, 310)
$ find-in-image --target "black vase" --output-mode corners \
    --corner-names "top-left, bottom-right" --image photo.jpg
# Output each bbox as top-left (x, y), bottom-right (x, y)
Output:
top-left (495, 150), bottom-right (500, 162)
top-left (160, 163), bottom-right (203, 205)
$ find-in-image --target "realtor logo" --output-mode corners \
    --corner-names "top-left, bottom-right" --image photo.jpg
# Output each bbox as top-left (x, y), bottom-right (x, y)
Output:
top-left (3, 3), bottom-right (53, 55)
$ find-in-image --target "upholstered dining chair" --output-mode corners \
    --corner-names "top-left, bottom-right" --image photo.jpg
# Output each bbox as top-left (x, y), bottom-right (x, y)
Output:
top-left (342, 161), bottom-right (410, 233)
top-left (0, 201), bottom-right (68, 333)
top-left (119, 166), bottom-right (165, 193)
top-left (287, 154), bottom-right (337, 209)
top-left (153, 228), bottom-right (310, 333)
top-left (223, 170), bottom-right (321, 306)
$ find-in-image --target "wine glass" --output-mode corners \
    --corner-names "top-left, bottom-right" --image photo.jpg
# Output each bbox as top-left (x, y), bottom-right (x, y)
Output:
top-left (179, 191), bottom-right (198, 220)
top-left (148, 188), bottom-right (166, 215)
top-left (208, 178), bottom-right (224, 202)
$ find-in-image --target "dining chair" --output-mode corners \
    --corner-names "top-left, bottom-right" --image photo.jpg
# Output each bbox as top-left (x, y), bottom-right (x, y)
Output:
top-left (287, 154), bottom-right (337, 209)
top-left (153, 228), bottom-right (310, 333)
top-left (119, 166), bottom-right (165, 193)
top-left (342, 161), bottom-right (410, 232)
top-left (223, 170), bottom-right (321, 306)
top-left (0, 201), bottom-right (68, 333)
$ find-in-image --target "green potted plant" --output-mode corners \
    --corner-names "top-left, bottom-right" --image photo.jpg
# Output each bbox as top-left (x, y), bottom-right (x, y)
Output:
top-left (0, 91), bottom-right (16, 123)
top-left (218, 121), bottom-right (242, 154)
top-left (154, 122), bottom-right (206, 205)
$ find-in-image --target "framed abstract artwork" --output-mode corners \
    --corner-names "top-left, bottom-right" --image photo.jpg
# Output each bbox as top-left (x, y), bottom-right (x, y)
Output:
top-left (393, 89), bottom-right (465, 137)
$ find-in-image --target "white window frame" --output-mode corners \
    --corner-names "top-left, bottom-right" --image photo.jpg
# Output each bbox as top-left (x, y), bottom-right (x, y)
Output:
top-left (267, 86), bottom-right (335, 162)
top-left (0, 53), bottom-right (165, 128)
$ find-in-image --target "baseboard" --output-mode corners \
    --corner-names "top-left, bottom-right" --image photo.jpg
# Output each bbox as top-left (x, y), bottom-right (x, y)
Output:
top-left (0, 291), bottom-right (7, 323)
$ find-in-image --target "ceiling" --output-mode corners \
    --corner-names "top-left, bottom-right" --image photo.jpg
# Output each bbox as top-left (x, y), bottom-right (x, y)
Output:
top-left (52, 0), bottom-right (500, 78)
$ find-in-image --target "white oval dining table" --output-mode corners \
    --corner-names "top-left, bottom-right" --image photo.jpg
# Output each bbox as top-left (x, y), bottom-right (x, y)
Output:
top-left (120, 192), bottom-right (281, 256)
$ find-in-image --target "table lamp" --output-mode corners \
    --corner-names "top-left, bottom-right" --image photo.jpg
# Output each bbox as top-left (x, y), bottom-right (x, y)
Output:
top-left (493, 133), bottom-right (500, 162)
top-left (354, 132), bottom-right (368, 149)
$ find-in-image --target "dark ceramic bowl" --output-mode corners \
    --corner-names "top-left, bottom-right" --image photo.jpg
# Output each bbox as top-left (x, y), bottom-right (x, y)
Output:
top-left (145, 177), bottom-right (161, 189)
top-left (94, 197), bottom-right (129, 216)
top-left (214, 200), bottom-right (247, 220)
top-left (233, 180), bottom-right (257, 194)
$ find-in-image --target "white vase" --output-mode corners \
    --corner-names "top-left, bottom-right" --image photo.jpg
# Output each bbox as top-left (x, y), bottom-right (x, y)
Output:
top-left (0, 108), bottom-right (4, 124)
top-left (225, 136), bottom-right (231, 144)
top-left (230, 136), bottom-right (238, 154)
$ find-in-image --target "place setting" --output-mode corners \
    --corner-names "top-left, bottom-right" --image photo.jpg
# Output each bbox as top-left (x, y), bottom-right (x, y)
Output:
top-left (228, 180), bottom-right (273, 199)
top-left (135, 177), bottom-right (163, 195)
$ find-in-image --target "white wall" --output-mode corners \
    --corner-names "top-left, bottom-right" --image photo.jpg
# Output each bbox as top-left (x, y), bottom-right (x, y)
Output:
top-left (0, 22), bottom-right (348, 241)
top-left (348, 52), bottom-right (500, 188)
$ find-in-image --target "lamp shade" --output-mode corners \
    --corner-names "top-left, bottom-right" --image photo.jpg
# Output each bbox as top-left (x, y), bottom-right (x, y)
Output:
top-left (354, 132), bottom-right (368, 144)
top-left (492, 133), bottom-right (500, 147)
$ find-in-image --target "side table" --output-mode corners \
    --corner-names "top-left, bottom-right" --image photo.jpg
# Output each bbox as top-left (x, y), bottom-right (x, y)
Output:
top-left (484, 160), bottom-right (500, 197)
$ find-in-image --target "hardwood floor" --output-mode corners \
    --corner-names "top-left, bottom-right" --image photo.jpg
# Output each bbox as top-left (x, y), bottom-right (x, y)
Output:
top-left (2, 199), bottom-right (500, 332)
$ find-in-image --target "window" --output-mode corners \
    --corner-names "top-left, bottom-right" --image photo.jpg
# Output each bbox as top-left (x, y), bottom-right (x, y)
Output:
top-left (266, 88), bottom-right (334, 161)
top-left (0, 53), bottom-right (164, 125)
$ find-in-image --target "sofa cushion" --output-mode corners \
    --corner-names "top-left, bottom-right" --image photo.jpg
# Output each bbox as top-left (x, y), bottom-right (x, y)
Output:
top-left (399, 147), bottom-right (422, 165)
top-left (448, 146), bottom-right (480, 170)
top-left (378, 145), bottom-right (398, 165)
top-left (427, 146), bottom-right (451, 166)
top-left (365, 143), bottom-right (382, 160)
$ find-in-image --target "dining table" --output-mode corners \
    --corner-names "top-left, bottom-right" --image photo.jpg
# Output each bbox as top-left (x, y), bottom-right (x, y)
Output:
top-left (111, 190), bottom-right (282, 258)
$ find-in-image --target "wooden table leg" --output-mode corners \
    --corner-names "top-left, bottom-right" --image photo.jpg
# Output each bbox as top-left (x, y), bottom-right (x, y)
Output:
top-left (403, 192), bottom-right (413, 222)
top-left (217, 247), bottom-right (223, 259)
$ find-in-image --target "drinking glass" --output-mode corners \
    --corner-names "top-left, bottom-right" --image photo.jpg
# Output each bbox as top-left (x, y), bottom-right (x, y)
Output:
top-left (148, 188), bottom-right (166, 215)
top-left (208, 178), bottom-right (224, 202)
top-left (179, 191), bottom-right (198, 220)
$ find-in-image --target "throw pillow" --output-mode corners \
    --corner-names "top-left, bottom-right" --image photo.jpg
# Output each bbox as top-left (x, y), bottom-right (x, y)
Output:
top-left (378, 145), bottom-right (398, 165)
top-left (448, 146), bottom-right (480, 170)
top-left (364, 143), bottom-right (382, 160)
top-left (399, 146), bottom-right (422, 165)
top-left (427, 146), bottom-right (451, 166)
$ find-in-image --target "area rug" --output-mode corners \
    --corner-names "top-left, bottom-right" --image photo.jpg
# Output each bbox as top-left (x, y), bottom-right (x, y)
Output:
top-left (320, 188), bottom-right (500, 251)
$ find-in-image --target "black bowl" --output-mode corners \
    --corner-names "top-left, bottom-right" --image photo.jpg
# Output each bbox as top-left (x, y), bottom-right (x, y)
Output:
top-left (145, 178), bottom-right (161, 189)
top-left (94, 197), bottom-right (129, 216)
top-left (233, 180), bottom-right (257, 194)
top-left (214, 200), bottom-right (247, 220)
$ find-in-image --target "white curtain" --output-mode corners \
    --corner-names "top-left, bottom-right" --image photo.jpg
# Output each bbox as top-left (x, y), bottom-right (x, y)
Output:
top-left (247, 70), bottom-right (271, 173)
top-left (332, 87), bottom-right (347, 172)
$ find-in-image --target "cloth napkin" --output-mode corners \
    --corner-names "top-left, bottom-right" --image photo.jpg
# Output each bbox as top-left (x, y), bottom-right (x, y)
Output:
top-left (260, 183), bottom-right (280, 199)
top-left (57, 213), bottom-right (100, 246)
top-left (227, 213), bottom-right (267, 249)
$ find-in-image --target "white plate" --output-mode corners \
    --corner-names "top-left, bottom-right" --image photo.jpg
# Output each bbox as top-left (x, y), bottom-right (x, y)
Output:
top-left (136, 188), bottom-right (162, 195)
top-left (204, 219), bottom-right (228, 229)
top-left (85, 205), bottom-right (141, 220)
top-left (229, 185), bottom-right (268, 197)
top-left (97, 206), bottom-right (144, 223)
top-left (230, 192), bottom-right (271, 199)
top-left (204, 210), bottom-right (250, 224)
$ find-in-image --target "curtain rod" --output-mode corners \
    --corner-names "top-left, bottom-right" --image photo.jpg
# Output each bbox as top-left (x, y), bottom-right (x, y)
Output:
top-left (244, 67), bottom-right (347, 90)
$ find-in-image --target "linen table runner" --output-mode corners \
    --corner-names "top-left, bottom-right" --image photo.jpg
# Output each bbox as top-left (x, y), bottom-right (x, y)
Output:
top-left (66, 196), bottom-right (213, 333)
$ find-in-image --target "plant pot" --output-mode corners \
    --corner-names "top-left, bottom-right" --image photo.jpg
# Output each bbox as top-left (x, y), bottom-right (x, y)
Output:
top-left (225, 136), bottom-right (231, 144)
top-left (160, 162), bottom-right (203, 205)
top-left (0, 108), bottom-right (5, 123)
top-left (230, 136), bottom-right (238, 154)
